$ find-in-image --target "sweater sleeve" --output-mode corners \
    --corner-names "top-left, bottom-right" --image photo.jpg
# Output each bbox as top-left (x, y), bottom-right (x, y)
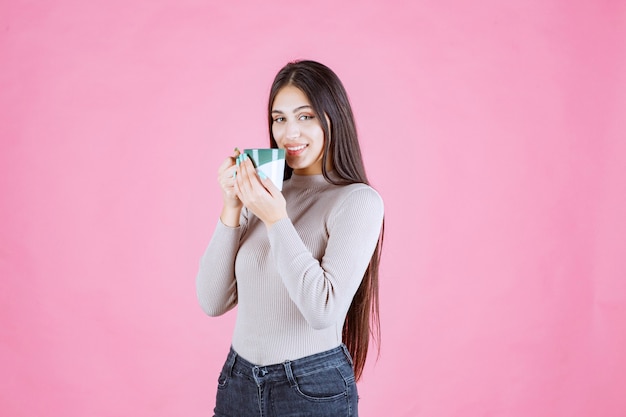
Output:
top-left (196, 216), bottom-right (245, 317)
top-left (267, 186), bottom-right (384, 330)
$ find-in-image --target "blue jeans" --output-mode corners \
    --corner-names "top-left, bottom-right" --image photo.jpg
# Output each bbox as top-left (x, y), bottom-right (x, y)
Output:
top-left (213, 344), bottom-right (359, 417)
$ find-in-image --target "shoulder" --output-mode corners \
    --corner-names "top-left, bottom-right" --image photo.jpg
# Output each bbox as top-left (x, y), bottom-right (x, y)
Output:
top-left (329, 183), bottom-right (384, 219)
top-left (340, 183), bottom-right (383, 205)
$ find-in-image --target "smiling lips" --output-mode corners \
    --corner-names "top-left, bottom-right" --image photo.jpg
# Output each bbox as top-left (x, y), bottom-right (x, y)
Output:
top-left (285, 144), bottom-right (307, 156)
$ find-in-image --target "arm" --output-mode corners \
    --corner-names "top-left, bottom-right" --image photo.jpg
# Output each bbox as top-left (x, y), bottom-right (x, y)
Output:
top-left (268, 187), bottom-right (384, 329)
top-left (195, 215), bottom-right (247, 316)
top-left (195, 149), bottom-right (245, 316)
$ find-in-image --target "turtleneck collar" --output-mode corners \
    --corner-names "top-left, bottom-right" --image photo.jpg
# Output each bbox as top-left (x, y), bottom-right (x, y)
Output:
top-left (286, 170), bottom-right (343, 188)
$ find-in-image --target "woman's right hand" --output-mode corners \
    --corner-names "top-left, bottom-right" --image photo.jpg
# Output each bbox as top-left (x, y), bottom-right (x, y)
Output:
top-left (218, 148), bottom-right (243, 226)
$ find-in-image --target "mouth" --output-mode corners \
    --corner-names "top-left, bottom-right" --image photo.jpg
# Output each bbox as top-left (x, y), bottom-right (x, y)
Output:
top-left (285, 144), bottom-right (308, 156)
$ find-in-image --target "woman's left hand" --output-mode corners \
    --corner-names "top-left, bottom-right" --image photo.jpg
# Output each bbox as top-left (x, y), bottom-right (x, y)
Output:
top-left (234, 154), bottom-right (288, 227)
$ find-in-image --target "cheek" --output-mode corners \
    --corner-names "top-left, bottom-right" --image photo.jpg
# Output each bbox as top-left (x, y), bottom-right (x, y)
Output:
top-left (313, 127), bottom-right (326, 148)
top-left (271, 125), bottom-right (282, 141)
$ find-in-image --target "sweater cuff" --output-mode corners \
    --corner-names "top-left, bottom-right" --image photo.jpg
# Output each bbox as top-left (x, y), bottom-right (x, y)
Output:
top-left (218, 217), bottom-right (242, 230)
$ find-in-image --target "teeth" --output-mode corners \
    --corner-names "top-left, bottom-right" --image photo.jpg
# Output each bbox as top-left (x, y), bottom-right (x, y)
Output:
top-left (287, 145), bottom-right (307, 151)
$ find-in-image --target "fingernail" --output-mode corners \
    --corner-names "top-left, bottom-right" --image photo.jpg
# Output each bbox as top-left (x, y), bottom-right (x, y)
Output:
top-left (236, 155), bottom-right (241, 166)
top-left (258, 171), bottom-right (267, 179)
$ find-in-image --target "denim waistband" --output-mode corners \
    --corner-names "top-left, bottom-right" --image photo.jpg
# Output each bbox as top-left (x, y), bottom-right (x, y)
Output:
top-left (222, 344), bottom-right (354, 385)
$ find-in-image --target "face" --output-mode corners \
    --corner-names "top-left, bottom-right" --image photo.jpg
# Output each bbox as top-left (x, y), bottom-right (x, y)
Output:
top-left (271, 85), bottom-right (327, 175)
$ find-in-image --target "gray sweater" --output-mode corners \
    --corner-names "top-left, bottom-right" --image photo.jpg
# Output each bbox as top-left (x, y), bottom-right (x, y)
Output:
top-left (196, 172), bottom-right (384, 366)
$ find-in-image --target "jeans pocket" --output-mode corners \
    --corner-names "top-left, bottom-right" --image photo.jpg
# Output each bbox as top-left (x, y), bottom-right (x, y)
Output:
top-left (216, 370), bottom-right (230, 390)
top-left (292, 365), bottom-right (348, 402)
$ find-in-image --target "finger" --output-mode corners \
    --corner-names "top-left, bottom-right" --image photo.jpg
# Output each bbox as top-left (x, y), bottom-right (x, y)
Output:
top-left (237, 157), bottom-right (267, 201)
top-left (258, 172), bottom-right (279, 195)
top-left (218, 158), bottom-right (235, 176)
top-left (218, 163), bottom-right (238, 188)
top-left (233, 169), bottom-right (243, 199)
top-left (218, 151), bottom-right (242, 199)
top-left (235, 157), bottom-right (255, 194)
top-left (233, 155), bottom-right (248, 197)
top-left (217, 147), bottom-right (242, 175)
top-left (243, 157), bottom-right (266, 188)
top-left (219, 171), bottom-right (236, 192)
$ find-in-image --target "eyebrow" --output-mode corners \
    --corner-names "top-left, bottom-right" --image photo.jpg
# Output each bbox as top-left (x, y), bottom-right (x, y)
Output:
top-left (271, 105), bottom-right (313, 114)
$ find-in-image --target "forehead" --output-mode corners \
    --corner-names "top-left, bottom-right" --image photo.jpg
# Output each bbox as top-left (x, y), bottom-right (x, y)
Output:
top-left (272, 85), bottom-right (311, 110)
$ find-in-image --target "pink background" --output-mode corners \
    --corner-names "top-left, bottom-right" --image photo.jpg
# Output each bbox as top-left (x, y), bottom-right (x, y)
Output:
top-left (2, 1), bottom-right (625, 416)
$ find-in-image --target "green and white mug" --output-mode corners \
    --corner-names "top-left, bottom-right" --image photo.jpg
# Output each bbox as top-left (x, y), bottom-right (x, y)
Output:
top-left (243, 148), bottom-right (286, 190)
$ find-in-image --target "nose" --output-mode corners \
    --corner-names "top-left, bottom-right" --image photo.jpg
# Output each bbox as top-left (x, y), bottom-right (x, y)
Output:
top-left (286, 120), bottom-right (300, 139)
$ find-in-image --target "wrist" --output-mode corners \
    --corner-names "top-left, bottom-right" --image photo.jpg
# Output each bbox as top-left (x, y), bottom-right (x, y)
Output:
top-left (220, 205), bottom-right (242, 227)
top-left (264, 213), bottom-right (288, 229)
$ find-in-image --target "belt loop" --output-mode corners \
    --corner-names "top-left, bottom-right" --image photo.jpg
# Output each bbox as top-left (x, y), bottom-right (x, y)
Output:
top-left (282, 361), bottom-right (297, 388)
top-left (341, 344), bottom-right (354, 366)
top-left (225, 347), bottom-right (237, 377)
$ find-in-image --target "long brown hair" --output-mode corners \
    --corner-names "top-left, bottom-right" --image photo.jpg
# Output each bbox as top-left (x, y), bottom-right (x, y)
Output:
top-left (267, 60), bottom-right (384, 381)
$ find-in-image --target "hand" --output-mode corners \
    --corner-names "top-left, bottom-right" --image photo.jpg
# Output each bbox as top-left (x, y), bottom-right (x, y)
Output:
top-left (217, 148), bottom-right (243, 227)
top-left (234, 153), bottom-right (288, 227)
top-left (217, 148), bottom-right (242, 210)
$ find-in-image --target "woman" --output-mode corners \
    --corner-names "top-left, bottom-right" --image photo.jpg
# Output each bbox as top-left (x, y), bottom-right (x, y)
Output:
top-left (196, 60), bottom-right (384, 417)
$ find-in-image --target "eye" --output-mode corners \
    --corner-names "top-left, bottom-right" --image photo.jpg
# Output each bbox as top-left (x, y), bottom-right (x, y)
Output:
top-left (273, 116), bottom-right (285, 123)
top-left (299, 114), bottom-right (315, 121)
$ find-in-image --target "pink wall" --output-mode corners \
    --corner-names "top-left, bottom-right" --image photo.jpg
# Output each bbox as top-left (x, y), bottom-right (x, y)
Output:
top-left (2, 1), bottom-right (625, 416)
